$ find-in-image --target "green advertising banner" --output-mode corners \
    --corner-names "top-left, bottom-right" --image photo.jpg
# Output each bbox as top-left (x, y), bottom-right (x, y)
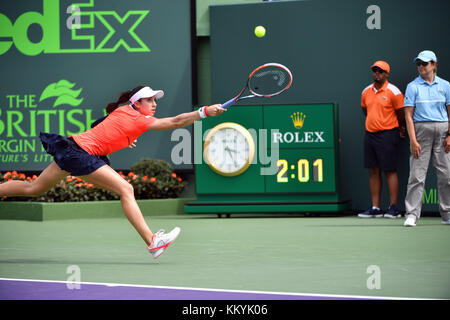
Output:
top-left (0, 0), bottom-right (194, 171)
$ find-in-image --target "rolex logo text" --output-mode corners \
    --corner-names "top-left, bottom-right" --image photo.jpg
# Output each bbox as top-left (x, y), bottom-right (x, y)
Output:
top-left (272, 131), bottom-right (325, 144)
top-left (272, 112), bottom-right (325, 144)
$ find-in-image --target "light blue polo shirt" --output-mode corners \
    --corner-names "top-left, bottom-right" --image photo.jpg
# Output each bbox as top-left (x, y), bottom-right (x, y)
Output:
top-left (404, 75), bottom-right (450, 122)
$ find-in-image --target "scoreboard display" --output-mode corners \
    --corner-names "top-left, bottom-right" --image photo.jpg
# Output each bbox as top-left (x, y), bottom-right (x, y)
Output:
top-left (269, 149), bottom-right (336, 193)
top-left (185, 104), bottom-right (350, 215)
top-left (264, 104), bottom-right (336, 194)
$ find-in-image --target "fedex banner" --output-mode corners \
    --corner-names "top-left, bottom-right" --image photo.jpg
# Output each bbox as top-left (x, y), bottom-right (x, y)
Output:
top-left (0, 0), bottom-right (194, 171)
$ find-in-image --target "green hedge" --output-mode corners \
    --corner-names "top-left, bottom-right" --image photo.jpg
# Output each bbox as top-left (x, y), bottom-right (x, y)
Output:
top-left (0, 158), bottom-right (185, 202)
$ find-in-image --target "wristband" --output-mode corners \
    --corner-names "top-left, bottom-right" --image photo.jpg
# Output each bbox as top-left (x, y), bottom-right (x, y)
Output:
top-left (198, 107), bottom-right (207, 118)
top-left (204, 106), bottom-right (209, 117)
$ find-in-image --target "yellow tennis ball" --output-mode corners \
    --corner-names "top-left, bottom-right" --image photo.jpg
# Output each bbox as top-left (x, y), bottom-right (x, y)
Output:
top-left (254, 26), bottom-right (266, 38)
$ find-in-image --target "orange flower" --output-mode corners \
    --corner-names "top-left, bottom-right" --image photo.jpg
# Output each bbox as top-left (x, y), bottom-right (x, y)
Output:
top-left (128, 172), bottom-right (135, 177)
top-left (66, 177), bottom-right (73, 182)
top-left (150, 177), bottom-right (156, 183)
top-left (19, 173), bottom-right (26, 179)
top-left (32, 175), bottom-right (38, 180)
top-left (75, 183), bottom-right (83, 187)
top-left (172, 173), bottom-right (177, 178)
top-left (12, 170), bottom-right (18, 175)
top-left (177, 177), bottom-right (182, 182)
top-left (4, 172), bottom-right (11, 179)
top-left (143, 176), bottom-right (148, 181)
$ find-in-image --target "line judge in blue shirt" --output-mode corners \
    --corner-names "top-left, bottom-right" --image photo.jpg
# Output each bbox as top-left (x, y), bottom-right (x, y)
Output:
top-left (404, 50), bottom-right (450, 227)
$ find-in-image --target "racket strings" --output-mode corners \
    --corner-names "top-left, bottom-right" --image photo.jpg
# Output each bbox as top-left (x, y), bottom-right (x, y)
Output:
top-left (249, 67), bottom-right (291, 96)
top-left (253, 70), bottom-right (287, 86)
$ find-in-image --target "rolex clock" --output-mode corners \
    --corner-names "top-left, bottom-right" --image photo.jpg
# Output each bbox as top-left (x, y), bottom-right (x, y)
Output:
top-left (203, 122), bottom-right (255, 177)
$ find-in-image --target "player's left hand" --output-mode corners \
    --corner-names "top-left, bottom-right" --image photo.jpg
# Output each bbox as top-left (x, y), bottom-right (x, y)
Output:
top-left (444, 136), bottom-right (450, 153)
top-left (206, 104), bottom-right (226, 117)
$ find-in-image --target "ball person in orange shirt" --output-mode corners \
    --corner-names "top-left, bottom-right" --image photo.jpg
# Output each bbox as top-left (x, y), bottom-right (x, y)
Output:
top-left (0, 85), bottom-right (225, 258)
top-left (358, 61), bottom-right (405, 219)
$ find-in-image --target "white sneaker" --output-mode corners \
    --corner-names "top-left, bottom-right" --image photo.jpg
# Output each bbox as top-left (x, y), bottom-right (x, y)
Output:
top-left (147, 227), bottom-right (180, 259)
top-left (404, 216), bottom-right (417, 227)
top-left (442, 219), bottom-right (450, 225)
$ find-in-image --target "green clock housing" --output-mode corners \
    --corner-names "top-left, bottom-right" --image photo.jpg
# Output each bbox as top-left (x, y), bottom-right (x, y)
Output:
top-left (185, 104), bottom-right (350, 215)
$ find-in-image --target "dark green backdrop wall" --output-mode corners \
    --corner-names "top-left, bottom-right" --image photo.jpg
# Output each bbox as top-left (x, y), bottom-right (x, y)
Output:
top-left (209, 0), bottom-right (450, 211)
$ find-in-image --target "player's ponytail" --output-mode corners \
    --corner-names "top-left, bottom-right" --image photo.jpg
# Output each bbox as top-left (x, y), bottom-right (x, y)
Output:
top-left (106, 85), bottom-right (146, 114)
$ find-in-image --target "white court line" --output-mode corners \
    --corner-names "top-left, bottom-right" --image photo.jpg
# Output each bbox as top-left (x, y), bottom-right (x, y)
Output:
top-left (0, 277), bottom-right (436, 300)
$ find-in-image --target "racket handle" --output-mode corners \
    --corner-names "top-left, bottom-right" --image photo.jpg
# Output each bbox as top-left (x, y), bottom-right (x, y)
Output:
top-left (220, 98), bottom-right (237, 109)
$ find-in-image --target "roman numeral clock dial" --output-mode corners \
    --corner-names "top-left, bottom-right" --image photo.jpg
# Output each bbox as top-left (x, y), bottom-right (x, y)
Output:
top-left (203, 122), bottom-right (255, 177)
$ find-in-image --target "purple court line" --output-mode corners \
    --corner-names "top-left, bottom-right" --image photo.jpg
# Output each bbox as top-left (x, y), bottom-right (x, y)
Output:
top-left (0, 279), bottom-right (374, 300)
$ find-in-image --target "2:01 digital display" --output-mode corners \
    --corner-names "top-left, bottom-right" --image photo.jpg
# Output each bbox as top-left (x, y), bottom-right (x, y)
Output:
top-left (277, 158), bottom-right (323, 183)
top-left (265, 149), bottom-right (336, 193)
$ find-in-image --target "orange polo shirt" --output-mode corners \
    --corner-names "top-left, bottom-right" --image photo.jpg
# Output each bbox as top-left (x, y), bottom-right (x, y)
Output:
top-left (361, 81), bottom-right (404, 132)
top-left (72, 105), bottom-right (156, 156)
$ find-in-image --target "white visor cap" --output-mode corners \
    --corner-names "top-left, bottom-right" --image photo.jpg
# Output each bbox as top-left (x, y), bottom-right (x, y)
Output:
top-left (129, 86), bottom-right (164, 104)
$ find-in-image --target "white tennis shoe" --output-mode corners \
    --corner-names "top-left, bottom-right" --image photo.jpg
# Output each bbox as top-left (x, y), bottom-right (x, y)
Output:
top-left (404, 216), bottom-right (417, 227)
top-left (147, 227), bottom-right (181, 259)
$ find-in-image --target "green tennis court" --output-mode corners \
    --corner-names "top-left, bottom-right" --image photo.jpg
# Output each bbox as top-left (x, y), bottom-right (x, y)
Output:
top-left (1, 214), bottom-right (448, 299)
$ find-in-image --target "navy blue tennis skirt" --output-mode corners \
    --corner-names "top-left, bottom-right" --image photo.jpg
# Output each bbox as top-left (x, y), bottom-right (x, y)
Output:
top-left (39, 132), bottom-right (110, 176)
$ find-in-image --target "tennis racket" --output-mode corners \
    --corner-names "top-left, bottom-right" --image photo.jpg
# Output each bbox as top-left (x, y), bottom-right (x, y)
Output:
top-left (220, 63), bottom-right (293, 109)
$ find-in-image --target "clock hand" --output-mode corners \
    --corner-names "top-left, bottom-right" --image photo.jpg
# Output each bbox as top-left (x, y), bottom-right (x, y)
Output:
top-left (225, 148), bottom-right (233, 158)
top-left (225, 148), bottom-right (239, 167)
top-left (224, 142), bottom-right (238, 152)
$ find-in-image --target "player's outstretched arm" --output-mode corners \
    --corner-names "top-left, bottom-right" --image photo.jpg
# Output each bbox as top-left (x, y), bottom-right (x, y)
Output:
top-left (148, 104), bottom-right (225, 130)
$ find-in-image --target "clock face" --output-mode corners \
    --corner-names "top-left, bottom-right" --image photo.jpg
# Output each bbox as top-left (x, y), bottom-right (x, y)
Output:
top-left (204, 123), bottom-right (255, 176)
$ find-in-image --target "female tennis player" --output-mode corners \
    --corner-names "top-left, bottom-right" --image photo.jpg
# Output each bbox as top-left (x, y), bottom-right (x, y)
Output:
top-left (0, 85), bottom-right (225, 258)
